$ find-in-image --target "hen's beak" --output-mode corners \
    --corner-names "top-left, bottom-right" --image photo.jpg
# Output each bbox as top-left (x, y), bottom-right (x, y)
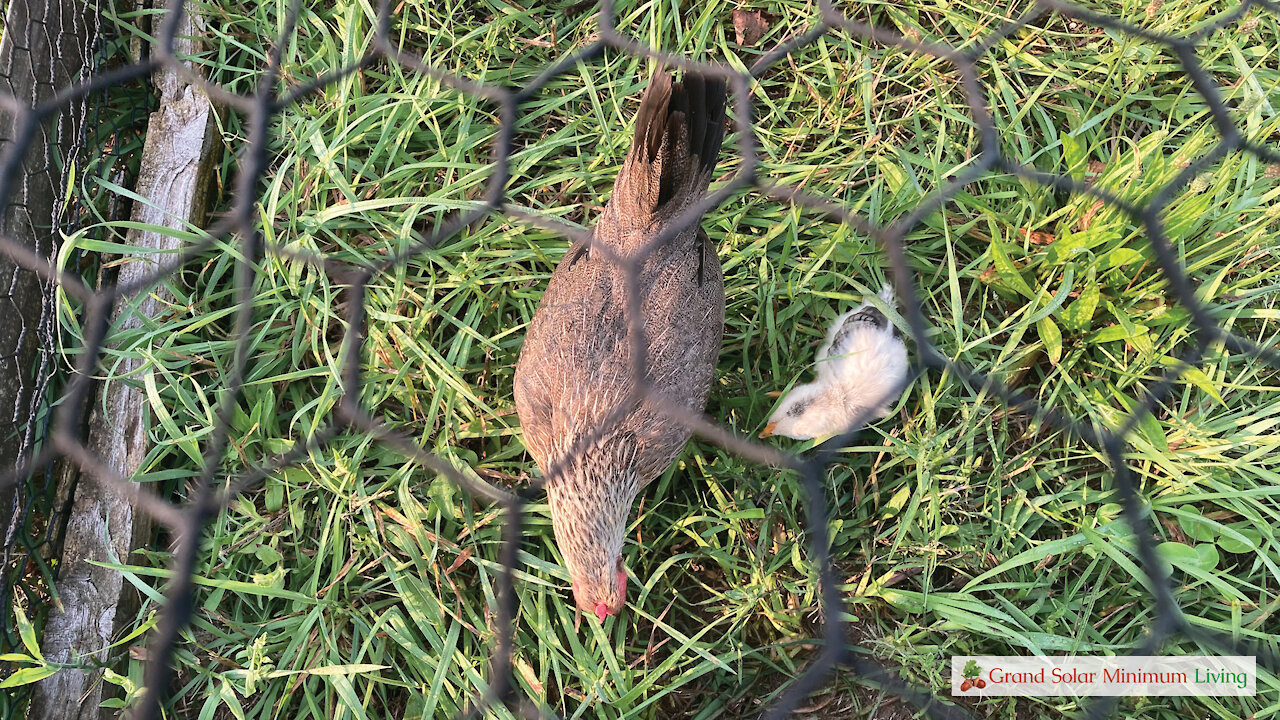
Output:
top-left (758, 422), bottom-right (777, 438)
top-left (765, 391), bottom-right (783, 398)
top-left (594, 603), bottom-right (612, 623)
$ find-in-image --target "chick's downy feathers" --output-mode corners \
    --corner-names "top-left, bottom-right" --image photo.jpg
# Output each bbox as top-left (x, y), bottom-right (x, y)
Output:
top-left (762, 284), bottom-right (908, 440)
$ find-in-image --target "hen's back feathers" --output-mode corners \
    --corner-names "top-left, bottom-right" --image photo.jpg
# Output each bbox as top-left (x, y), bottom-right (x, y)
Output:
top-left (515, 71), bottom-right (727, 483)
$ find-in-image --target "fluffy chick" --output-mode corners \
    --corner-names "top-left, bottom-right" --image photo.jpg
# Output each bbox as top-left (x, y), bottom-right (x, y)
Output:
top-left (761, 285), bottom-right (908, 440)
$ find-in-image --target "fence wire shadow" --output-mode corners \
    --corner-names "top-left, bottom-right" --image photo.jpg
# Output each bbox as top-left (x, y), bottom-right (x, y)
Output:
top-left (0, 0), bottom-right (1278, 718)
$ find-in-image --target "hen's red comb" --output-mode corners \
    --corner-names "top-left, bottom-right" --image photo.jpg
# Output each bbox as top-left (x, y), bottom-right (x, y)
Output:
top-left (594, 603), bottom-right (611, 622)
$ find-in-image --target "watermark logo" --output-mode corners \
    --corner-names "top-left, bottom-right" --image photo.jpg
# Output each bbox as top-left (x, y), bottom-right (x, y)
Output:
top-left (951, 656), bottom-right (1255, 697)
top-left (958, 660), bottom-right (985, 692)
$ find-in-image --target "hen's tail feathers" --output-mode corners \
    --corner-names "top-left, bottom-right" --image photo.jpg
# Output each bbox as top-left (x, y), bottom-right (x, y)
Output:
top-left (878, 283), bottom-right (897, 307)
top-left (611, 71), bottom-right (726, 225)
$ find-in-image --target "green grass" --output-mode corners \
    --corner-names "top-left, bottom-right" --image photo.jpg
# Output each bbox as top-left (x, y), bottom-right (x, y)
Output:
top-left (41, 0), bottom-right (1280, 717)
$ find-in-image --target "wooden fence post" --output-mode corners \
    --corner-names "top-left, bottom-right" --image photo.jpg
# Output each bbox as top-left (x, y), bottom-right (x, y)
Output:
top-left (30, 9), bottom-right (220, 719)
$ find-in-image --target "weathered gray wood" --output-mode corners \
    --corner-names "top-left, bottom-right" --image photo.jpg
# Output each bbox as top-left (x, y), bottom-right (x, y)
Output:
top-left (29, 12), bottom-right (219, 720)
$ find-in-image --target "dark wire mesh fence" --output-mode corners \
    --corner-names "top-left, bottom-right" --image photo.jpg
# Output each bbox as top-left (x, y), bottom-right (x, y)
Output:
top-left (0, 0), bottom-right (1278, 718)
top-left (0, 2), bottom-right (153, 714)
top-left (0, 0), bottom-right (99, 639)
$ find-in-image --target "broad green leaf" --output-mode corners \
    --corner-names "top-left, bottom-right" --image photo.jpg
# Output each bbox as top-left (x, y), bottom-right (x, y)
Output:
top-left (12, 603), bottom-right (41, 661)
top-left (1059, 276), bottom-right (1100, 334)
top-left (1046, 228), bottom-right (1119, 265)
top-left (265, 476), bottom-right (284, 513)
top-left (1157, 356), bottom-right (1224, 404)
top-left (217, 680), bottom-right (247, 720)
top-left (964, 533), bottom-right (1090, 591)
top-left (1217, 525), bottom-right (1262, 555)
top-left (1096, 504), bottom-right (1122, 524)
top-left (1157, 541), bottom-right (1199, 571)
top-left (0, 665), bottom-right (58, 688)
top-left (102, 667), bottom-right (134, 691)
top-left (1111, 307), bottom-right (1154, 355)
top-left (1062, 132), bottom-right (1087, 179)
top-left (1195, 544), bottom-right (1220, 570)
top-left (883, 484), bottom-right (911, 517)
top-left (870, 588), bottom-right (926, 614)
top-left (990, 239), bottom-right (1035, 298)
top-left (1090, 322), bottom-right (1149, 344)
top-left (1091, 325), bottom-right (1131, 343)
top-left (1137, 411), bottom-right (1169, 454)
top-left (1038, 317), bottom-right (1063, 365)
top-left (1103, 247), bottom-right (1143, 268)
top-left (1176, 511), bottom-right (1219, 542)
top-left (878, 161), bottom-right (909, 195)
top-left (1111, 389), bottom-right (1169, 453)
top-left (1179, 366), bottom-right (1223, 404)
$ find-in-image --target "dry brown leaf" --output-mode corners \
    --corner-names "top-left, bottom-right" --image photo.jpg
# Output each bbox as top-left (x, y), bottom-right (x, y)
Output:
top-left (517, 37), bottom-right (555, 49)
top-left (1159, 516), bottom-right (1190, 545)
top-left (444, 547), bottom-right (472, 575)
top-left (1078, 198), bottom-right (1105, 231)
top-left (1018, 228), bottom-right (1055, 245)
top-left (881, 566), bottom-right (923, 588)
top-left (514, 655), bottom-right (544, 695)
top-left (732, 8), bottom-right (771, 47)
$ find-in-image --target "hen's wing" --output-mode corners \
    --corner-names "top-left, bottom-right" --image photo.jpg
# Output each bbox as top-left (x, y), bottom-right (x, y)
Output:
top-left (514, 229), bottom-right (723, 485)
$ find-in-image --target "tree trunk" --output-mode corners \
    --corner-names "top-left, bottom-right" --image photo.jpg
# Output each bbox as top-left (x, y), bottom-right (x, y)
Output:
top-left (28, 7), bottom-right (220, 719)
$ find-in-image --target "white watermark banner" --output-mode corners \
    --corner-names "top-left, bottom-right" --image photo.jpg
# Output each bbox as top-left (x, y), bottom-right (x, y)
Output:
top-left (950, 656), bottom-right (1255, 697)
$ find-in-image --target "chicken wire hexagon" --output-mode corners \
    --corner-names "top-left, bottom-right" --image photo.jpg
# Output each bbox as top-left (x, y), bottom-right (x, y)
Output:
top-left (2, 0), bottom-right (1279, 719)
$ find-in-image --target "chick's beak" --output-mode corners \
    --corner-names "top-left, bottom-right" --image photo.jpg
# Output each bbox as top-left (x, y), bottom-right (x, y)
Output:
top-left (758, 422), bottom-right (777, 438)
top-left (594, 602), bottom-right (611, 622)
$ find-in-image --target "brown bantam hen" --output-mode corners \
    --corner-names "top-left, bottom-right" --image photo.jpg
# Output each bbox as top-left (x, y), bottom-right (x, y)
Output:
top-left (514, 71), bottom-right (727, 623)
